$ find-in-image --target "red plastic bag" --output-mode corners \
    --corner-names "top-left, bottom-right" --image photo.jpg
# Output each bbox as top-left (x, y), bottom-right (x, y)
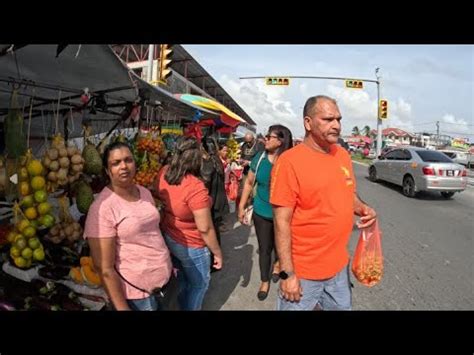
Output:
top-left (352, 220), bottom-right (383, 287)
top-left (227, 175), bottom-right (239, 201)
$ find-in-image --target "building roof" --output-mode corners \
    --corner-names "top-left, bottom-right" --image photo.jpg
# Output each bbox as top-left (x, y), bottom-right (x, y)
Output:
top-left (111, 44), bottom-right (256, 127)
top-left (370, 127), bottom-right (415, 138)
top-left (170, 45), bottom-right (256, 126)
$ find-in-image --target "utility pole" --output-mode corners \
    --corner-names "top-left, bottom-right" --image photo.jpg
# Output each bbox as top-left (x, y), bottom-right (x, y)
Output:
top-left (436, 120), bottom-right (440, 147)
top-left (240, 72), bottom-right (383, 156)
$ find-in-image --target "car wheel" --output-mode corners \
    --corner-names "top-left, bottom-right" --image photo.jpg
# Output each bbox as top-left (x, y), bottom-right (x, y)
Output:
top-left (369, 166), bottom-right (378, 182)
top-left (440, 192), bottom-right (455, 199)
top-left (402, 176), bottom-right (417, 198)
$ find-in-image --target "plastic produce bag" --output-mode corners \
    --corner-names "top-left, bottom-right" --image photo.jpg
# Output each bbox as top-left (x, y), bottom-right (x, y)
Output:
top-left (352, 220), bottom-right (383, 287)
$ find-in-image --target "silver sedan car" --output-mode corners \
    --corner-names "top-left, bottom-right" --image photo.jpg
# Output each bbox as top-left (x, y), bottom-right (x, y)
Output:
top-left (368, 147), bottom-right (468, 198)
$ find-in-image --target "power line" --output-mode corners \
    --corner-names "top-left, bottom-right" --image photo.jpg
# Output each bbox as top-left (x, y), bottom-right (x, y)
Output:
top-left (411, 121), bottom-right (473, 127)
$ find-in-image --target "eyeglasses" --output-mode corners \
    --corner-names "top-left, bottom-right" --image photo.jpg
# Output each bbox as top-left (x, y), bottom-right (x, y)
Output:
top-left (265, 134), bottom-right (280, 140)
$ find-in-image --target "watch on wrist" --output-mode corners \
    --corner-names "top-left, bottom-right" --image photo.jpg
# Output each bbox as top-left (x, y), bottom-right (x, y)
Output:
top-left (279, 270), bottom-right (295, 280)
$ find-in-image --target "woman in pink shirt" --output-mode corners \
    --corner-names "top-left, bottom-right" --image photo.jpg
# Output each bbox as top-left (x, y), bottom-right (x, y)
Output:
top-left (158, 137), bottom-right (223, 310)
top-left (84, 142), bottom-right (172, 311)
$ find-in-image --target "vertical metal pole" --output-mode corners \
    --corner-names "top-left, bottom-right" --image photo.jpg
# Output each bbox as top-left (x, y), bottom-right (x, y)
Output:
top-left (375, 67), bottom-right (383, 158)
top-left (436, 121), bottom-right (440, 147)
top-left (147, 44), bottom-right (154, 83)
top-left (376, 81), bottom-right (382, 157)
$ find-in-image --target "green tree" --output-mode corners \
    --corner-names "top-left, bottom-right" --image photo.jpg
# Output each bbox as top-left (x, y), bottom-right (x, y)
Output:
top-left (362, 125), bottom-right (371, 137)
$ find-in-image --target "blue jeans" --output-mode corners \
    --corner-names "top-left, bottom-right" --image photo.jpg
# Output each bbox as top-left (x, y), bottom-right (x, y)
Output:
top-left (127, 295), bottom-right (159, 311)
top-left (164, 233), bottom-right (211, 310)
top-left (277, 264), bottom-right (352, 310)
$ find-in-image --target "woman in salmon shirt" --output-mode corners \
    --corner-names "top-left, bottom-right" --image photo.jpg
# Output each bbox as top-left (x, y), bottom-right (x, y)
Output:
top-left (84, 142), bottom-right (172, 311)
top-left (157, 136), bottom-right (223, 310)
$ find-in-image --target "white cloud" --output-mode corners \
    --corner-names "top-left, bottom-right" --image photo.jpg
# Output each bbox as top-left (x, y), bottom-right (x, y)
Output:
top-left (440, 114), bottom-right (473, 136)
top-left (219, 75), bottom-right (302, 136)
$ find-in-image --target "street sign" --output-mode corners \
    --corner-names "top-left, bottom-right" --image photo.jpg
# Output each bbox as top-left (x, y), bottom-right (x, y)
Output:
top-left (345, 79), bottom-right (363, 89)
top-left (265, 77), bottom-right (290, 86)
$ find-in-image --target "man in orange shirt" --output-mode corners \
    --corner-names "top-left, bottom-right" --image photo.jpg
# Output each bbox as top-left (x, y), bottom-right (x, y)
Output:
top-left (270, 95), bottom-right (377, 310)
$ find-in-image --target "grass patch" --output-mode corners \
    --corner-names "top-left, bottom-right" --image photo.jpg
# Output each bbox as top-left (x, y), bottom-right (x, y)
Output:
top-left (351, 153), bottom-right (372, 165)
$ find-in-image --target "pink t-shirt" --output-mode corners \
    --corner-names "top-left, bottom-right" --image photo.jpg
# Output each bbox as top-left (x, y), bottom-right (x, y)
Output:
top-left (84, 185), bottom-right (172, 300)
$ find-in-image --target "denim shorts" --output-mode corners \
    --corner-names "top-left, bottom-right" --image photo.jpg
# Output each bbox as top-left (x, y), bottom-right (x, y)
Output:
top-left (127, 295), bottom-right (159, 311)
top-left (277, 264), bottom-right (352, 311)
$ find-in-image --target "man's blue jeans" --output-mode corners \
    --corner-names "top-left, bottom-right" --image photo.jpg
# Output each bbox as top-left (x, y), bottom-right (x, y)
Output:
top-left (164, 233), bottom-right (211, 310)
top-left (277, 264), bottom-right (352, 310)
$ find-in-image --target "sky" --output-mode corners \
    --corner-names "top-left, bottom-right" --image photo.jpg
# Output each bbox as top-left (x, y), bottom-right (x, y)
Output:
top-left (183, 45), bottom-right (473, 142)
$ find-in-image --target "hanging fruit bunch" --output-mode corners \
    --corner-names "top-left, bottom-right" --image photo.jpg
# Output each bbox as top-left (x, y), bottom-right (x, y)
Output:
top-left (226, 135), bottom-right (240, 162)
top-left (132, 127), bottom-right (164, 188)
top-left (44, 196), bottom-right (83, 245)
top-left (6, 150), bottom-right (53, 269)
top-left (136, 126), bottom-right (165, 156)
top-left (42, 134), bottom-right (85, 193)
top-left (133, 154), bottom-right (161, 188)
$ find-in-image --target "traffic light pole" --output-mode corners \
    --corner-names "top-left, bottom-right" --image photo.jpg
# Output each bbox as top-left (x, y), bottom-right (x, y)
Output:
top-left (375, 68), bottom-right (382, 158)
top-left (240, 74), bottom-right (383, 156)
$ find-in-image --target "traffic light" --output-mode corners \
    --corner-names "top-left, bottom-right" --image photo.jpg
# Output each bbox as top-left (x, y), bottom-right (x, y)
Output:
top-left (158, 44), bottom-right (173, 83)
top-left (345, 79), bottom-right (363, 89)
top-left (265, 77), bottom-right (290, 86)
top-left (379, 99), bottom-right (388, 119)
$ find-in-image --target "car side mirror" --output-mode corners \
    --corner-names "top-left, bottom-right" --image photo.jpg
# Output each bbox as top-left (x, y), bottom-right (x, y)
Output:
top-left (378, 155), bottom-right (385, 160)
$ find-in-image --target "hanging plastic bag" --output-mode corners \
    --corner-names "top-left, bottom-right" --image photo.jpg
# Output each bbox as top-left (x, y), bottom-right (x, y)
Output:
top-left (227, 175), bottom-right (239, 201)
top-left (352, 220), bottom-right (383, 287)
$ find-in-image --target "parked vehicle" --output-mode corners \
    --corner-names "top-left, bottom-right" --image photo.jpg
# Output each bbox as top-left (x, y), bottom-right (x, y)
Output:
top-left (438, 149), bottom-right (473, 168)
top-left (368, 147), bottom-right (468, 198)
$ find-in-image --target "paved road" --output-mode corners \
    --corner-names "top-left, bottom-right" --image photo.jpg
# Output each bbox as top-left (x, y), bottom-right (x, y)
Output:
top-left (200, 162), bottom-right (473, 310)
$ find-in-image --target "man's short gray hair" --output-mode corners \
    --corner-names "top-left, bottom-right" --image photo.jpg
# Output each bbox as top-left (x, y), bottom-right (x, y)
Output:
top-left (303, 95), bottom-right (337, 118)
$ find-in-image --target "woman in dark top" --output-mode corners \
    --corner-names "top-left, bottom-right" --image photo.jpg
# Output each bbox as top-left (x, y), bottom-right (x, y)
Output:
top-left (201, 135), bottom-right (229, 271)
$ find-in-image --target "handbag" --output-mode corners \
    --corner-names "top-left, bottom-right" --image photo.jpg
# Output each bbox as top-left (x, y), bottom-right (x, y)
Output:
top-left (242, 152), bottom-right (266, 226)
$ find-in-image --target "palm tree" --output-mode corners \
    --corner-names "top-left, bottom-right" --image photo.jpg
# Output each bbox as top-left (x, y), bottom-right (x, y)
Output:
top-left (362, 125), bottom-right (371, 137)
top-left (352, 126), bottom-right (360, 136)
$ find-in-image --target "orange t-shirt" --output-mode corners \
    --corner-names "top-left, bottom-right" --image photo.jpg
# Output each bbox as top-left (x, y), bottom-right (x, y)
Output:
top-left (158, 167), bottom-right (212, 248)
top-left (270, 143), bottom-right (356, 280)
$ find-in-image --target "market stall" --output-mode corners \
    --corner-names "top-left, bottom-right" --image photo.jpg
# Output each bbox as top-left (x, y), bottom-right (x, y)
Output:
top-left (0, 45), bottom-right (233, 310)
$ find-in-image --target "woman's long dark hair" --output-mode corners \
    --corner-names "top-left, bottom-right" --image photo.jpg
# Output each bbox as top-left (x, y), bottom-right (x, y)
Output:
top-left (268, 124), bottom-right (293, 157)
top-left (202, 135), bottom-right (224, 176)
top-left (165, 136), bottom-right (202, 185)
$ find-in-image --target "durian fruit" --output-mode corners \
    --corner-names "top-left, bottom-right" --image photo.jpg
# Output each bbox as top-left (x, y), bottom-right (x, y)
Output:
top-left (74, 180), bottom-right (94, 214)
top-left (82, 143), bottom-right (103, 176)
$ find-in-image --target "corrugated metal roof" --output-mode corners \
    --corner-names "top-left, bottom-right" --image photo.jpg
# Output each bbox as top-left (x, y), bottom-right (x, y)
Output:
top-left (170, 45), bottom-right (256, 126)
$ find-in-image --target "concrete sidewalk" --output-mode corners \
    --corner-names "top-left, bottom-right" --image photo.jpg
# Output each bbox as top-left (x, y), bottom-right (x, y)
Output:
top-left (203, 213), bottom-right (278, 310)
top-left (161, 213), bottom-right (279, 311)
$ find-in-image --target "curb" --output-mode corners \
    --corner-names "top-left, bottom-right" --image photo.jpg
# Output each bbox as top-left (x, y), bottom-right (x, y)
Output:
top-left (352, 160), bottom-right (370, 167)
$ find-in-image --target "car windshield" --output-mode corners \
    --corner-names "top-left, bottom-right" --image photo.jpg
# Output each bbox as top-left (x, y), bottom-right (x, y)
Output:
top-left (416, 150), bottom-right (453, 163)
top-left (441, 152), bottom-right (456, 158)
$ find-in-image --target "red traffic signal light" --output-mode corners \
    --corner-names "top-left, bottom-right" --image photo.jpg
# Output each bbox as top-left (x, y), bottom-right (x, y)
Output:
top-left (379, 99), bottom-right (388, 119)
